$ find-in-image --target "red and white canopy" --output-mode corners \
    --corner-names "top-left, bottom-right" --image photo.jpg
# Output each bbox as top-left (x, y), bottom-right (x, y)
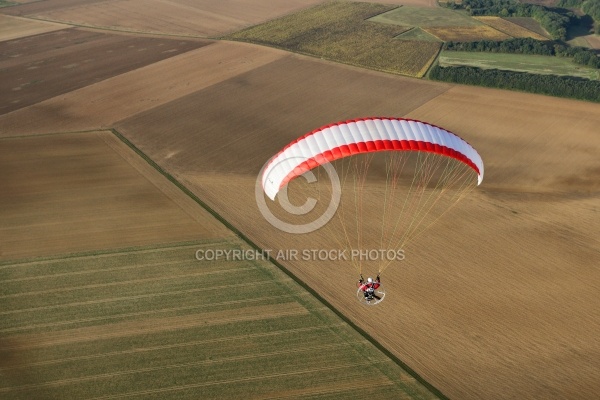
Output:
top-left (262, 117), bottom-right (484, 201)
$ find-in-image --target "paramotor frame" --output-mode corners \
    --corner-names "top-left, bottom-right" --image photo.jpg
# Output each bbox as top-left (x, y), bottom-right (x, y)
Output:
top-left (356, 281), bottom-right (386, 306)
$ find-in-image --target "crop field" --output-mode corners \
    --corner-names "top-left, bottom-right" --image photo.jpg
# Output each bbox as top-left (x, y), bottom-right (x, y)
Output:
top-left (475, 16), bottom-right (548, 39)
top-left (369, 5), bottom-right (482, 27)
top-left (0, 41), bottom-right (286, 137)
top-left (0, 14), bottom-right (67, 42)
top-left (504, 16), bottom-right (551, 38)
top-left (423, 25), bottom-right (510, 41)
top-left (0, 128), bottom-right (439, 398)
top-left (439, 50), bottom-right (600, 79)
top-left (1, 0), bottom-right (323, 37)
top-left (0, 240), bottom-right (439, 399)
top-left (396, 27), bottom-right (442, 42)
top-left (225, 1), bottom-right (441, 77)
top-left (367, 6), bottom-right (511, 42)
top-left (0, 28), bottom-right (210, 115)
top-left (565, 21), bottom-right (600, 49)
top-left (586, 34), bottom-right (600, 49)
top-left (114, 54), bottom-right (450, 178)
top-left (0, 131), bottom-right (231, 260)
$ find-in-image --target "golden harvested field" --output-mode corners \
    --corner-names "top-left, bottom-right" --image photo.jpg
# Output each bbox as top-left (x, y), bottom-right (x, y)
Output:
top-left (0, 131), bottom-right (232, 260)
top-left (475, 16), bottom-right (548, 40)
top-left (424, 25), bottom-right (510, 41)
top-left (2, 0), bottom-right (324, 37)
top-left (0, 14), bottom-right (68, 42)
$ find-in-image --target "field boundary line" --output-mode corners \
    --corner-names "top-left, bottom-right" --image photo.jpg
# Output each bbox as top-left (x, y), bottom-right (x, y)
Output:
top-left (97, 130), bottom-right (232, 228)
top-left (423, 41), bottom-right (445, 79)
top-left (222, 36), bottom-right (426, 78)
top-left (362, 4), bottom-right (402, 20)
top-left (109, 128), bottom-right (449, 400)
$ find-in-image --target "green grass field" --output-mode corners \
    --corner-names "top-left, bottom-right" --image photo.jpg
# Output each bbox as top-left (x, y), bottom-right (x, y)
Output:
top-left (369, 6), bottom-right (483, 27)
top-left (397, 27), bottom-right (442, 42)
top-left (225, 1), bottom-right (441, 78)
top-left (439, 51), bottom-right (600, 79)
top-left (0, 240), bottom-right (439, 399)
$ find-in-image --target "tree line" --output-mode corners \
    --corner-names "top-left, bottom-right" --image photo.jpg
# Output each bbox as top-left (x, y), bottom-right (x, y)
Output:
top-left (557, 0), bottom-right (584, 7)
top-left (443, 37), bottom-right (600, 68)
top-left (558, 0), bottom-right (600, 25)
top-left (429, 64), bottom-right (600, 102)
top-left (444, 0), bottom-right (575, 40)
top-left (581, 0), bottom-right (600, 21)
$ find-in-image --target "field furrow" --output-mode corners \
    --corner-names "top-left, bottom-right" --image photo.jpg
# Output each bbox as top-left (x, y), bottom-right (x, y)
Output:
top-left (1, 241), bottom-right (435, 399)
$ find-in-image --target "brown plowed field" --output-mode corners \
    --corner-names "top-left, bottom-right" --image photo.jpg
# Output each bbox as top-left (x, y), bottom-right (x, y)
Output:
top-left (115, 55), bottom-right (451, 174)
top-left (0, 41), bottom-right (286, 137)
top-left (424, 25), bottom-right (510, 41)
top-left (0, 131), bottom-right (232, 260)
top-left (113, 52), bottom-right (600, 399)
top-left (0, 28), bottom-right (210, 115)
top-left (585, 34), bottom-right (600, 49)
top-left (475, 16), bottom-right (548, 40)
top-left (1, 0), bottom-right (112, 16)
top-left (2, 0), bottom-right (325, 37)
top-left (0, 14), bottom-right (68, 42)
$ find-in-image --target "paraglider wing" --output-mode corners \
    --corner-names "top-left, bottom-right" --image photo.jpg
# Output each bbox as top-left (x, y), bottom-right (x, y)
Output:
top-left (262, 117), bottom-right (484, 201)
